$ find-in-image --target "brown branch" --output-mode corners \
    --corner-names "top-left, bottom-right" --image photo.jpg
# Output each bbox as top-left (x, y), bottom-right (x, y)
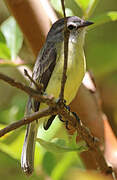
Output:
top-left (76, 122), bottom-right (112, 175)
top-left (59, 106), bottom-right (113, 175)
top-left (0, 107), bottom-right (56, 137)
top-left (59, 0), bottom-right (70, 100)
top-left (24, 69), bottom-right (43, 91)
top-left (0, 72), bottom-right (55, 106)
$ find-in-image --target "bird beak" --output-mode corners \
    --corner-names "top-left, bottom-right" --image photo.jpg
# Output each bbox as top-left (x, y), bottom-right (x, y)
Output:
top-left (79, 20), bottom-right (94, 28)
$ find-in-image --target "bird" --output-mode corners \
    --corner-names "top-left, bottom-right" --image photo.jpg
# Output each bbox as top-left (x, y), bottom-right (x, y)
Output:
top-left (21, 16), bottom-right (93, 175)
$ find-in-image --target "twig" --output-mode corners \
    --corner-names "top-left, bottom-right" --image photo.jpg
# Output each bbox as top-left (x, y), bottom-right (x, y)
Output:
top-left (0, 96), bottom-right (77, 138)
top-left (59, 0), bottom-right (70, 100)
top-left (0, 72), bottom-right (55, 106)
top-left (0, 107), bottom-right (56, 137)
top-left (24, 69), bottom-right (43, 91)
top-left (76, 122), bottom-right (112, 174)
top-left (0, 72), bottom-right (38, 94)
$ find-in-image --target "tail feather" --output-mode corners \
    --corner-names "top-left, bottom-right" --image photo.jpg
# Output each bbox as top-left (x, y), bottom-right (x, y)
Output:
top-left (21, 121), bottom-right (38, 175)
top-left (21, 98), bottom-right (38, 175)
top-left (21, 98), bottom-right (55, 175)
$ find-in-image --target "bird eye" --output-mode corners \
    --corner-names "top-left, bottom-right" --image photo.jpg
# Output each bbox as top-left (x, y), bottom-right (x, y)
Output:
top-left (67, 24), bottom-right (77, 30)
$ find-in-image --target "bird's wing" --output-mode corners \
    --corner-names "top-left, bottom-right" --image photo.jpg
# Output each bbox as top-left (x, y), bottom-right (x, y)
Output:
top-left (21, 43), bottom-right (57, 174)
top-left (32, 42), bottom-right (57, 111)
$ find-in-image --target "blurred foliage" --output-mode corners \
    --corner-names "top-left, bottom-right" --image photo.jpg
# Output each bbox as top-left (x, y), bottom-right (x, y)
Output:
top-left (64, 170), bottom-right (112, 180)
top-left (0, 17), bottom-right (23, 60)
top-left (0, 0), bottom-right (117, 179)
top-left (37, 138), bottom-right (87, 153)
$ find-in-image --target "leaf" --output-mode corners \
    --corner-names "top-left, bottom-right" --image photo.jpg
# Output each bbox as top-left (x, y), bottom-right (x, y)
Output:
top-left (74, 0), bottom-right (90, 12)
top-left (87, 42), bottom-right (117, 77)
top-left (0, 42), bottom-right (11, 59)
top-left (50, 0), bottom-right (74, 16)
top-left (65, 8), bottom-right (74, 16)
top-left (84, 0), bottom-right (100, 19)
top-left (50, 0), bottom-right (63, 16)
top-left (88, 11), bottom-right (117, 29)
top-left (0, 16), bottom-right (23, 60)
top-left (37, 138), bottom-right (87, 153)
top-left (37, 116), bottom-right (64, 141)
top-left (42, 152), bottom-right (57, 175)
top-left (0, 31), bottom-right (6, 43)
top-left (51, 152), bottom-right (84, 180)
top-left (74, 0), bottom-right (99, 18)
top-left (0, 129), bottom-right (25, 160)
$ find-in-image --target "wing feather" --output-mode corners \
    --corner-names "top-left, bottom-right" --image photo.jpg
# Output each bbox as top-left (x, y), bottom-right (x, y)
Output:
top-left (32, 42), bottom-right (57, 111)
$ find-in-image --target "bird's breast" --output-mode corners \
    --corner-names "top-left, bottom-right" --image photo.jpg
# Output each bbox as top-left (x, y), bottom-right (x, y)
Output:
top-left (46, 41), bottom-right (86, 104)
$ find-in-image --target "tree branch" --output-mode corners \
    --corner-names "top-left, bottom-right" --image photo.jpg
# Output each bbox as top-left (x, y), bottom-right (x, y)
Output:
top-left (59, 0), bottom-right (70, 100)
top-left (0, 72), bottom-right (55, 106)
top-left (0, 107), bottom-right (56, 137)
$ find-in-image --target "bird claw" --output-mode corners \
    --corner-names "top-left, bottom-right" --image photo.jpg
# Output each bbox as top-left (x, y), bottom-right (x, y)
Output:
top-left (43, 115), bottom-right (56, 130)
top-left (71, 112), bottom-right (80, 123)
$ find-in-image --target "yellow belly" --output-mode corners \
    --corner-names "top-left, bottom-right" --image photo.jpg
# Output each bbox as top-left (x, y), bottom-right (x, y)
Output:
top-left (46, 42), bottom-right (86, 104)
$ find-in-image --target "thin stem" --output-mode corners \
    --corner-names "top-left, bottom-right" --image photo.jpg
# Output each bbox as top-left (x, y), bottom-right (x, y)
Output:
top-left (0, 107), bottom-right (56, 137)
top-left (0, 72), bottom-right (55, 106)
top-left (59, 0), bottom-right (70, 100)
top-left (24, 69), bottom-right (43, 91)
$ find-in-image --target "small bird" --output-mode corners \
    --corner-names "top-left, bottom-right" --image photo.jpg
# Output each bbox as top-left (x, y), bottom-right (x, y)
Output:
top-left (21, 16), bottom-right (93, 175)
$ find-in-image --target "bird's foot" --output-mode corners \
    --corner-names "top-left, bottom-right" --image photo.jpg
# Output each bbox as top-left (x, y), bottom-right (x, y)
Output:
top-left (43, 115), bottom-right (56, 130)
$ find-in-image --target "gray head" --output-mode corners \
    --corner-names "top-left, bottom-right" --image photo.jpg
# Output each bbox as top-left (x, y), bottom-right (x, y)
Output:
top-left (46, 16), bottom-right (93, 43)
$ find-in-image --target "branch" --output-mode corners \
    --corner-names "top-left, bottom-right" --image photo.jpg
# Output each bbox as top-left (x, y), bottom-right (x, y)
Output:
top-left (76, 122), bottom-right (112, 175)
top-left (24, 69), bottom-right (43, 91)
top-left (0, 72), bottom-right (55, 106)
top-left (59, 0), bottom-right (70, 100)
top-left (0, 107), bottom-right (56, 137)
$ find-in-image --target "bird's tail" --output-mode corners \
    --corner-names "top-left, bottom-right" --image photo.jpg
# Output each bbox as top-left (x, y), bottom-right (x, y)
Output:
top-left (21, 99), bottom-right (38, 175)
top-left (21, 122), bottom-right (38, 175)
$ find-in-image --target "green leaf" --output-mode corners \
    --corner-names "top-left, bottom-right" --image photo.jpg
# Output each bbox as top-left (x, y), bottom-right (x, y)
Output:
top-left (42, 152), bottom-right (57, 175)
top-left (74, 0), bottom-right (90, 12)
top-left (51, 152), bottom-right (81, 180)
top-left (0, 16), bottom-right (23, 60)
top-left (37, 138), bottom-right (87, 153)
top-left (84, 0), bottom-right (100, 19)
top-left (0, 95), bottom-right (27, 124)
top-left (37, 116), bottom-right (64, 141)
top-left (50, 0), bottom-right (74, 16)
top-left (74, 0), bottom-right (99, 18)
top-left (0, 129), bottom-right (25, 160)
top-left (0, 31), bottom-right (6, 43)
top-left (87, 42), bottom-right (117, 77)
top-left (50, 0), bottom-right (62, 13)
top-left (89, 11), bottom-right (117, 29)
top-left (65, 8), bottom-right (74, 16)
top-left (50, 0), bottom-right (82, 17)
top-left (0, 42), bottom-right (11, 59)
